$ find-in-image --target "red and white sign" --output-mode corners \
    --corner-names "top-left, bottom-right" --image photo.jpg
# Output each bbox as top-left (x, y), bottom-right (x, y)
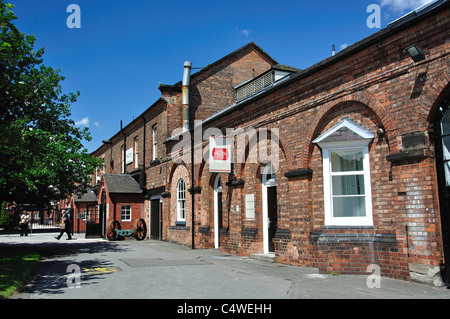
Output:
top-left (209, 137), bottom-right (232, 173)
top-left (212, 148), bottom-right (229, 161)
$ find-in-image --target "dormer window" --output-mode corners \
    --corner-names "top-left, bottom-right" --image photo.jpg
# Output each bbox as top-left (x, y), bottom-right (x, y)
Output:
top-left (235, 65), bottom-right (297, 102)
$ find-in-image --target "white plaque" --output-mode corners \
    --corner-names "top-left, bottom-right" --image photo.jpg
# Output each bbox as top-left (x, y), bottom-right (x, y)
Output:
top-left (245, 194), bottom-right (255, 220)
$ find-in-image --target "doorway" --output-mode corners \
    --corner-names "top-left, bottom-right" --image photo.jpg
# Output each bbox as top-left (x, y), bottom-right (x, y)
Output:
top-left (85, 204), bottom-right (105, 238)
top-left (262, 163), bottom-right (277, 254)
top-left (150, 198), bottom-right (162, 240)
top-left (434, 94), bottom-right (450, 287)
top-left (214, 175), bottom-right (223, 249)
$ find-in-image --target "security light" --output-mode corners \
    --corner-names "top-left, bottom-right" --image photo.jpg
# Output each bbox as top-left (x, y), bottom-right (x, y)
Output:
top-left (405, 44), bottom-right (426, 62)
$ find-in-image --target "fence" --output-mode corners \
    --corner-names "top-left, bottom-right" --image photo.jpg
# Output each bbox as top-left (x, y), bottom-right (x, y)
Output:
top-left (0, 207), bottom-right (61, 234)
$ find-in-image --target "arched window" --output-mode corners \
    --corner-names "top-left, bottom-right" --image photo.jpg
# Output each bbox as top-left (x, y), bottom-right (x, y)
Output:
top-left (177, 179), bottom-right (186, 222)
top-left (152, 125), bottom-right (158, 160)
top-left (262, 163), bottom-right (277, 187)
top-left (440, 109), bottom-right (450, 186)
top-left (134, 136), bottom-right (139, 169)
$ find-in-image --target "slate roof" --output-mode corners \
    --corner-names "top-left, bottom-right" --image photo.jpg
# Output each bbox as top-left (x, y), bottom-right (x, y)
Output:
top-left (313, 118), bottom-right (375, 145)
top-left (73, 188), bottom-right (97, 203)
top-left (103, 174), bottom-right (143, 194)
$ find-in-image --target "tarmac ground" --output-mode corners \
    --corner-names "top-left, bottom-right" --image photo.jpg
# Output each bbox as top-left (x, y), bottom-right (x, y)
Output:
top-left (1, 232), bottom-right (450, 304)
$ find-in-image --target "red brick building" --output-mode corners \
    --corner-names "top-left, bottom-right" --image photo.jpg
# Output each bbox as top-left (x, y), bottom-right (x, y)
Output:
top-left (82, 1), bottom-right (450, 286)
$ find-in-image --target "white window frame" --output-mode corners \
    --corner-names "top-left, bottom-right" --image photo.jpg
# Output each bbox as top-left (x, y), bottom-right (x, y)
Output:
top-left (321, 141), bottom-right (373, 226)
top-left (152, 125), bottom-right (158, 160)
top-left (313, 119), bottom-right (375, 227)
top-left (121, 205), bottom-right (131, 221)
top-left (121, 145), bottom-right (125, 173)
top-left (79, 209), bottom-right (87, 221)
top-left (134, 137), bottom-right (139, 169)
top-left (177, 179), bottom-right (186, 222)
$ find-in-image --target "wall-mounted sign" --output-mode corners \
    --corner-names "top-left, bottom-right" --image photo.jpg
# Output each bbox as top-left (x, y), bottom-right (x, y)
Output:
top-left (209, 136), bottom-right (232, 173)
top-left (126, 148), bottom-right (134, 165)
top-left (245, 194), bottom-right (255, 220)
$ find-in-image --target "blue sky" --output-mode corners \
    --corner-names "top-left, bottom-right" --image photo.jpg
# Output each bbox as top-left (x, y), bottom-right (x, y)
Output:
top-left (9, 0), bottom-right (434, 153)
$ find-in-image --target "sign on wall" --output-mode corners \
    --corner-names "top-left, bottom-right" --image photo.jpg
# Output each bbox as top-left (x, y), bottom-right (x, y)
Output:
top-left (245, 194), bottom-right (255, 220)
top-left (126, 148), bottom-right (134, 165)
top-left (209, 136), bottom-right (232, 173)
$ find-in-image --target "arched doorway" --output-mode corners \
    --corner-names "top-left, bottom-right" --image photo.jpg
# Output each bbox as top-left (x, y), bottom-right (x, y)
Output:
top-left (262, 163), bottom-right (277, 254)
top-left (434, 94), bottom-right (450, 287)
top-left (214, 175), bottom-right (223, 249)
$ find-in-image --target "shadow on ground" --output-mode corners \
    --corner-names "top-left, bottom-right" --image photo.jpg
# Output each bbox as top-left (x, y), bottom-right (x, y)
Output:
top-left (1, 241), bottom-right (129, 297)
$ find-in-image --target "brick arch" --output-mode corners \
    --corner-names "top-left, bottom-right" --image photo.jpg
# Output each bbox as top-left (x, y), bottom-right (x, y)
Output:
top-left (196, 143), bottom-right (212, 188)
top-left (238, 127), bottom-right (289, 175)
top-left (167, 161), bottom-right (190, 190)
top-left (426, 70), bottom-right (450, 124)
top-left (303, 98), bottom-right (387, 168)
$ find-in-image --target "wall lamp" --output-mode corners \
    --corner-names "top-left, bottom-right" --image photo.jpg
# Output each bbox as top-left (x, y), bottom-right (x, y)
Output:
top-left (405, 44), bottom-right (427, 62)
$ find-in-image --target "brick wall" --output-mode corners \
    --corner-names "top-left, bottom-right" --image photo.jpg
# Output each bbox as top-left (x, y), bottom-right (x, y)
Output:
top-left (86, 6), bottom-right (450, 283)
top-left (190, 48), bottom-right (274, 121)
top-left (183, 5), bottom-right (450, 280)
top-left (165, 163), bottom-right (192, 246)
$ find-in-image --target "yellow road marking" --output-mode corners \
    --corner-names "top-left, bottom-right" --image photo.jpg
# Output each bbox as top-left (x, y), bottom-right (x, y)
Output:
top-left (82, 267), bottom-right (119, 274)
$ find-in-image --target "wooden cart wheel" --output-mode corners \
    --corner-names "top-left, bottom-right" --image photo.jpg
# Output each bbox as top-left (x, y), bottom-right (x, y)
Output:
top-left (133, 218), bottom-right (147, 241)
top-left (107, 220), bottom-right (121, 241)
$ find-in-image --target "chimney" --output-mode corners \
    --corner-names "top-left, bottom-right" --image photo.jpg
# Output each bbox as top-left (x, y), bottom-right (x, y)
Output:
top-left (182, 61), bottom-right (192, 131)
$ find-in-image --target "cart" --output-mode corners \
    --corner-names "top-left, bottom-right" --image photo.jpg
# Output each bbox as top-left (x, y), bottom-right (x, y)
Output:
top-left (106, 219), bottom-right (147, 241)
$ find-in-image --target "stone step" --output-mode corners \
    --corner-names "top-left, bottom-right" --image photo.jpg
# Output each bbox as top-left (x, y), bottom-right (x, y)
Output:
top-left (250, 253), bottom-right (276, 262)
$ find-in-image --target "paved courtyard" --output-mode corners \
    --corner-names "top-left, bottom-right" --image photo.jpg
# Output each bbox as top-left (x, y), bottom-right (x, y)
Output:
top-left (1, 233), bottom-right (450, 301)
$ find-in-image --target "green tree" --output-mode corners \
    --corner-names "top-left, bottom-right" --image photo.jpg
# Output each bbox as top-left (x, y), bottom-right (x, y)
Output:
top-left (0, 1), bottom-right (102, 207)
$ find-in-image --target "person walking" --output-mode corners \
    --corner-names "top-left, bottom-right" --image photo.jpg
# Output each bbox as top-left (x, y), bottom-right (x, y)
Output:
top-left (55, 210), bottom-right (72, 240)
top-left (19, 212), bottom-right (30, 236)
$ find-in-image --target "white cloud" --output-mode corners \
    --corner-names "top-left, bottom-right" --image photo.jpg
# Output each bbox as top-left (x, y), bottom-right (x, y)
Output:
top-left (380, 0), bottom-right (434, 13)
top-left (94, 121), bottom-right (100, 128)
top-left (340, 43), bottom-right (350, 51)
top-left (75, 117), bottom-right (89, 127)
top-left (235, 27), bottom-right (251, 37)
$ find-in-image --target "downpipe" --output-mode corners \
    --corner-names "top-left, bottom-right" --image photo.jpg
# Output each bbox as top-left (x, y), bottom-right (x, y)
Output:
top-left (182, 61), bottom-right (195, 249)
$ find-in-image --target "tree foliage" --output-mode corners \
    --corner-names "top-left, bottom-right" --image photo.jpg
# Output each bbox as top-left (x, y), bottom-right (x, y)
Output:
top-left (0, 1), bottom-right (103, 207)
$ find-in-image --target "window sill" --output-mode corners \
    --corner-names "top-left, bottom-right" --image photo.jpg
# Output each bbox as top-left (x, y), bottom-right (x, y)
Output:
top-left (150, 158), bottom-right (161, 166)
top-left (169, 224), bottom-right (190, 231)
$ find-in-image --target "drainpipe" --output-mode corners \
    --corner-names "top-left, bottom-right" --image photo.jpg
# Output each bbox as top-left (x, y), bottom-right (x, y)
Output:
top-left (182, 61), bottom-right (192, 132)
top-left (141, 117), bottom-right (147, 191)
top-left (142, 117), bottom-right (146, 169)
top-left (191, 127), bottom-right (195, 249)
top-left (182, 61), bottom-right (195, 249)
top-left (121, 120), bottom-right (126, 173)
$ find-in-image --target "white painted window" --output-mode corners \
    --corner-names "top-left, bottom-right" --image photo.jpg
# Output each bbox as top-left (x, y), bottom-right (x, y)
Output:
top-left (134, 137), bottom-right (139, 169)
top-left (121, 145), bottom-right (125, 173)
top-left (177, 179), bottom-right (186, 221)
top-left (441, 110), bottom-right (450, 186)
top-left (121, 205), bottom-right (131, 221)
top-left (153, 125), bottom-right (158, 160)
top-left (79, 209), bottom-right (87, 221)
top-left (313, 119), bottom-right (375, 227)
top-left (322, 147), bottom-right (373, 226)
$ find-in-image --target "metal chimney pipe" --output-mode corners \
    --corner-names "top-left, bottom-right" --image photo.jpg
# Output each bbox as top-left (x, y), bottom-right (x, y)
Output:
top-left (182, 61), bottom-right (192, 131)
top-left (332, 44), bottom-right (336, 56)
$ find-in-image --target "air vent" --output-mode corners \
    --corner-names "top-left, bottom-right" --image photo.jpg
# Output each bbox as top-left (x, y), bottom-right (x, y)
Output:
top-left (235, 68), bottom-right (295, 102)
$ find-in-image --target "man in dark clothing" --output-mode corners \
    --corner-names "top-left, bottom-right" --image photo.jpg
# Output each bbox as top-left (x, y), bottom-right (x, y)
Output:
top-left (55, 210), bottom-right (72, 240)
